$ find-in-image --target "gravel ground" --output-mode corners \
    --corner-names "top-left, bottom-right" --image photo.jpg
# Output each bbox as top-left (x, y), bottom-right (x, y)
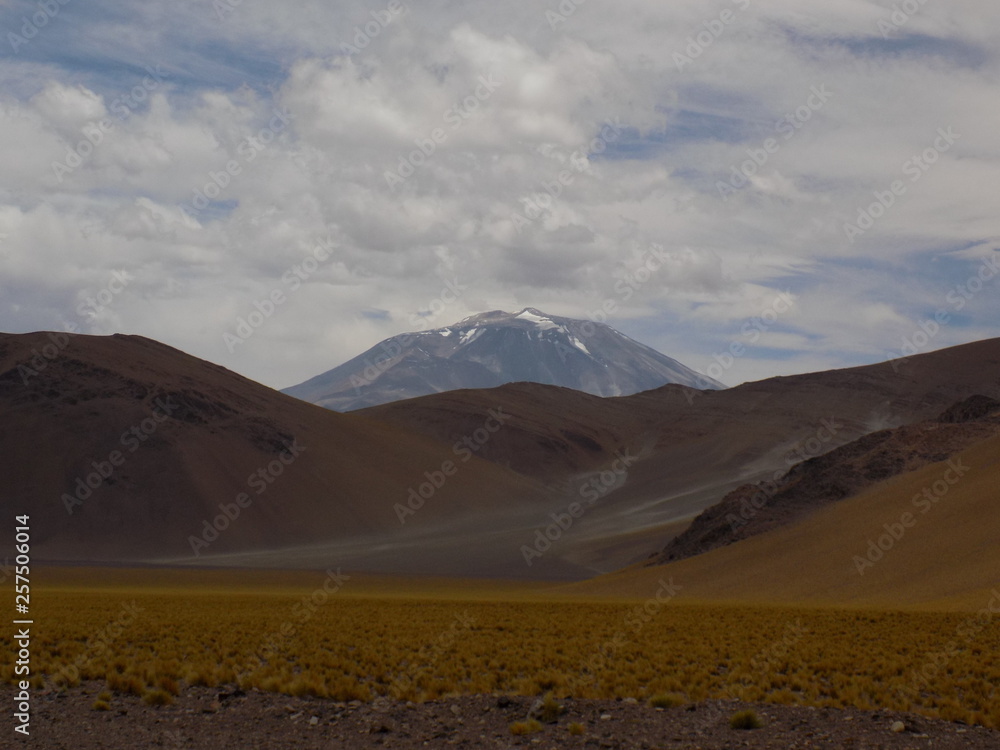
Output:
top-left (3, 682), bottom-right (997, 749)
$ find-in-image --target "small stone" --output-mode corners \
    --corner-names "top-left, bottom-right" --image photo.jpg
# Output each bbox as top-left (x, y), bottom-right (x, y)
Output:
top-left (623, 697), bottom-right (638, 704)
top-left (891, 720), bottom-right (906, 733)
top-left (450, 705), bottom-right (461, 716)
top-left (309, 716), bottom-right (319, 726)
top-left (600, 713), bottom-right (612, 721)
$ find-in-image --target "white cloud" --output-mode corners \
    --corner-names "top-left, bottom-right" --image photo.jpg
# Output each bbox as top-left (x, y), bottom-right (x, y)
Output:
top-left (0, 0), bottom-right (999, 389)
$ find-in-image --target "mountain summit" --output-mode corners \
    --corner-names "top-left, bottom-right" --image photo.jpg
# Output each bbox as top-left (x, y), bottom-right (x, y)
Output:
top-left (283, 308), bottom-right (724, 411)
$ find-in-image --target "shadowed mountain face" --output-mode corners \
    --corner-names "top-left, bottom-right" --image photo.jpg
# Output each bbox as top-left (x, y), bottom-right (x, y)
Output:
top-left (0, 332), bottom-right (548, 569)
top-left (282, 308), bottom-right (724, 411)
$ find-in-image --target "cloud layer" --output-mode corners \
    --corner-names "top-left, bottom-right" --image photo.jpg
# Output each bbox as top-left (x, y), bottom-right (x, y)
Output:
top-left (1, 0), bottom-right (998, 388)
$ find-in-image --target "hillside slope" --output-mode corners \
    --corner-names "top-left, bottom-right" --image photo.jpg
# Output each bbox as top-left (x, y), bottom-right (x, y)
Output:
top-left (652, 395), bottom-right (1000, 564)
top-left (0, 332), bottom-right (545, 565)
top-left (569, 430), bottom-right (1000, 608)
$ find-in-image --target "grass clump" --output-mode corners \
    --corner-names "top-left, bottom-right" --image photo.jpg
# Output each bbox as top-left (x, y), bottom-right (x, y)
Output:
top-left (156, 676), bottom-right (181, 696)
top-left (91, 699), bottom-right (111, 711)
top-left (509, 719), bottom-right (544, 735)
top-left (530, 692), bottom-right (565, 723)
top-left (567, 721), bottom-right (585, 735)
top-left (107, 671), bottom-right (145, 696)
top-left (142, 688), bottom-right (174, 706)
top-left (648, 692), bottom-right (685, 709)
top-left (729, 709), bottom-right (763, 730)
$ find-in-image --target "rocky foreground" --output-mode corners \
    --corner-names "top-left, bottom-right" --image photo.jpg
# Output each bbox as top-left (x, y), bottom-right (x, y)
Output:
top-left (3, 682), bottom-right (997, 749)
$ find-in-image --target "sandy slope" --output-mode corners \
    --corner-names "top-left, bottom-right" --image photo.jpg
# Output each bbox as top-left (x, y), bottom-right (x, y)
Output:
top-left (570, 432), bottom-right (1000, 609)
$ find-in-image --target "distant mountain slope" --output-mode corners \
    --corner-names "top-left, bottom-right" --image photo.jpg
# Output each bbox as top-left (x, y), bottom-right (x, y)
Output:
top-left (358, 338), bottom-right (1000, 575)
top-left (650, 395), bottom-right (1000, 565)
top-left (567, 430), bottom-right (1000, 609)
top-left (282, 308), bottom-right (723, 411)
top-left (0, 332), bottom-right (545, 564)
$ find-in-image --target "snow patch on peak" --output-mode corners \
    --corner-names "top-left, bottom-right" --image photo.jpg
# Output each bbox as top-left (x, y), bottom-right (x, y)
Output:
top-left (459, 327), bottom-right (484, 345)
top-left (569, 335), bottom-right (591, 355)
top-left (515, 309), bottom-right (558, 330)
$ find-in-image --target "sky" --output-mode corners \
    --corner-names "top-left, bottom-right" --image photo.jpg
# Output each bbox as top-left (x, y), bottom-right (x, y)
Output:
top-left (1, 0), bottom-right (998, 390)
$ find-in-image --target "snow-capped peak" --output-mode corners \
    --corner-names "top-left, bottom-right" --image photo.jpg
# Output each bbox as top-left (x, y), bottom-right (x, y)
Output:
top-left (514, 308), bottom-right (559, 330)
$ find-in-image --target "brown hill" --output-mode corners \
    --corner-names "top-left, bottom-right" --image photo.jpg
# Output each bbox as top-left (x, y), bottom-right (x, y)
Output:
top-left (0, 332), bottom-right (546, 567)
top-left (567, 429), bottom-right (1000, 609)
top-left (652, 395), bottom-right (1000, 564)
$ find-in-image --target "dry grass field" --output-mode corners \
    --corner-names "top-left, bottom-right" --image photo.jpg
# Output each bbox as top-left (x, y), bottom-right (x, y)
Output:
top-left (4, 568), bottom-right (998, 730)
